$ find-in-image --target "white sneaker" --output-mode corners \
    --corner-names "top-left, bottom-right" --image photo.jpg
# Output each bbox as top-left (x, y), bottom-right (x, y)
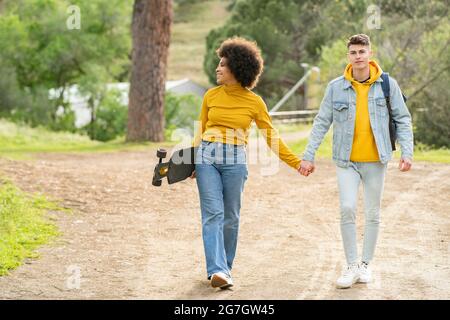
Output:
top-left (358, 263), bottom-right (372, 283)
top-left (211, 272), bottom-right (233, 289)
top-left (336, 263), bottom-right (360, 289)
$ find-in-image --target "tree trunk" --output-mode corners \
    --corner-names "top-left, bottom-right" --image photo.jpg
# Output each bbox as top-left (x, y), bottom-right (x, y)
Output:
top-left (127, 0), bottom-right (172, 142)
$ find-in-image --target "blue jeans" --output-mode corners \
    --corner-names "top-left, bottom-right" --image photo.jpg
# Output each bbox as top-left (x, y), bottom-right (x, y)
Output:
top-left (336, 161), bottom-right (387, 265)
top-left (195, 141), bottom-right (248, 278)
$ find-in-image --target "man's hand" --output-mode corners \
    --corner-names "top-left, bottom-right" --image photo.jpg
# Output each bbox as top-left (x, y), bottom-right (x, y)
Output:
top-left (399, 157), bottom-right (412, 172)
top-left (190, 170), bottom-right (196, 179)
top-left (299, 160), bottom-right (315, 177)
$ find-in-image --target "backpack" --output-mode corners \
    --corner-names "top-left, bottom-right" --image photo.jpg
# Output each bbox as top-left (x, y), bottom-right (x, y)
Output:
top-left (380, 72), bottom-right (407, 151)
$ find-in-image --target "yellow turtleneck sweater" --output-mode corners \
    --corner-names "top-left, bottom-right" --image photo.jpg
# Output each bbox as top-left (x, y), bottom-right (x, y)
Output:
top-left (193, 84), bottom-right (301, 170)
top-left (344, 60), bottom-right (383, 162)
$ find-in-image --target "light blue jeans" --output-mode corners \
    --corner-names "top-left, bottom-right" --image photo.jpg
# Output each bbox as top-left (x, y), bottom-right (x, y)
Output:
top-left (195, 141), bottom-right (248, 278)
top-left (336, 161), bottom-right (387, 265)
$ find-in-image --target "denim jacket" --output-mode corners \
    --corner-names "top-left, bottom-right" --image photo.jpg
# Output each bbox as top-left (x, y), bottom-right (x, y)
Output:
top-left (303, 75), bottom-right (413, 167)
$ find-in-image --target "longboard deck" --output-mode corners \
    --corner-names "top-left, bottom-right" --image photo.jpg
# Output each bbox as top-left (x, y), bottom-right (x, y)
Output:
top-left (166, 147), bottom-right (196, 184)
top-left (153, 147), bottom-right (196, 186)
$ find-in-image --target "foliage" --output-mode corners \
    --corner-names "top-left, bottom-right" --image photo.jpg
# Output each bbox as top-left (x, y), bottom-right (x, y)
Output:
top-left (0, 0), bottom-right (132, 133)
top-left (369, 4), bottom-right (449, 147)
top-left (164, 92), bottom-right (202, 140)
top-left (205, 0), bottom-right (449, 147)
top-left (204, 0), bottom-right (369, 101)
top-left (81, 89), bottom-right (128, 141)
top-left (0, 179), bottom-right (62, 275)
top-left (0, 0), bottom-right (448, 147)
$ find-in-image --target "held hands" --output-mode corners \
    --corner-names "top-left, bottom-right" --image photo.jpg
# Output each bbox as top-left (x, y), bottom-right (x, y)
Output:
top-left (298, 160), bottom-right (315, 177)
top-left (399, 157), bottom-right (412, 172)
top-left (190, 170), bottom-right (196, 179)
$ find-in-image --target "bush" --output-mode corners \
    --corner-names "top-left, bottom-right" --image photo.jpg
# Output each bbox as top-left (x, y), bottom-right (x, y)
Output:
top-left (81, 89), bottom-right (127, 142)
top-left (414, 108), bottom-right (450, 148)
top-left (71, 90), bottom-right (202, 142)
top-left (0, 65), bottom-right (55, 128)
top-left (164, 92), bottom-right (202, 140)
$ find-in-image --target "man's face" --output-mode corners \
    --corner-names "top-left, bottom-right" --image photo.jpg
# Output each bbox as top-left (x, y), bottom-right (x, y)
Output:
top-left (347, 44), bottom-right (372, 70)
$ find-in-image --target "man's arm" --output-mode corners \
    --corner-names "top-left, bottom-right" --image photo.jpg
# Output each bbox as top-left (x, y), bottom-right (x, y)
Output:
top-left (389, 77), bottom-right (414, 165)
top-left (302, 83), bottom-right (334, 162)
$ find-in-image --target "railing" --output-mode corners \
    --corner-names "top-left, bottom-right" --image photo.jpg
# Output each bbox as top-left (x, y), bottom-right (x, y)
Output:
top-left (268, 63), bottom-right (320, 124)
top-left (269, 109), bottom-right (318, 123)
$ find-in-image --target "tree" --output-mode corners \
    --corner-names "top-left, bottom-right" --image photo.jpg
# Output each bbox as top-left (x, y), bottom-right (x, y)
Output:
top-left (0, 0), bottom-right (132, 131)
top-left (206, 0), bottom-right (449, 147)
top-left (203, 0), bottom-right (367, 106)
top-left (127, 0), bottom-right (172, 142)
top-left (370, 1), bottom-right (450, 147)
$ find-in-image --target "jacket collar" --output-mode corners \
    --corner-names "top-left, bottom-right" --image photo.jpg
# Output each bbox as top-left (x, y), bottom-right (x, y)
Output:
top-left (342, 75), bottom-right (383, 90)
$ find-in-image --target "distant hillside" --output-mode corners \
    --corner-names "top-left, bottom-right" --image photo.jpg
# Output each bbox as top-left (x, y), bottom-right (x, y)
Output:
top-left (168, 0), bottom-right (231, 87)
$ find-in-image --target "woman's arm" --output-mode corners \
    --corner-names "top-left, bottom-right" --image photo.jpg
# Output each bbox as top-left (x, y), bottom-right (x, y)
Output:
top-left (254, 97), bottom-right (301, 170)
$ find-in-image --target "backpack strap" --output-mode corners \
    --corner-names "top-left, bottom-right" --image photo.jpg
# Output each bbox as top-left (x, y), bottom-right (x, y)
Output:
top-left (380, 72), bottom-right (397, 151)
top-left (380, 72), bottom-right (393, 120)
top-left (381, 72), bottom-right (407, 102)
top-left (380, 72), bottom-right (391, 101)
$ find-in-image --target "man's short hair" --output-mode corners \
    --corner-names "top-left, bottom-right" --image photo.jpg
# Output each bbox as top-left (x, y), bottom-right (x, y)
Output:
top-left (347, 34), bottom-right (371, 48)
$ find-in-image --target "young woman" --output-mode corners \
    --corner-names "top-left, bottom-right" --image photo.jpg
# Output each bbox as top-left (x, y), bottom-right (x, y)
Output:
top-left (192, 37), bottom-right (303, 289)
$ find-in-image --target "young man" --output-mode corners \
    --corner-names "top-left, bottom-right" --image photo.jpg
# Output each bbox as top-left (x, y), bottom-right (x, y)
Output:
top-left (299, 34), bottom-right (413, 288)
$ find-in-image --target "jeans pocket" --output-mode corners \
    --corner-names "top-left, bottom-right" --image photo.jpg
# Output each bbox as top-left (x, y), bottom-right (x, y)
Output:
top-left (234, 145), bottom-right (246, 165)
top-left (197, 141), bottom-right (214, 164)
top-left (201, 140), bottom-right (212, 147)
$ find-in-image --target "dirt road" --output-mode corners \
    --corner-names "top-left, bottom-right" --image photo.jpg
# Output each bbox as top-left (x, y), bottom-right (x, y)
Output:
top-left (0, 148), bottom-right (449, 299)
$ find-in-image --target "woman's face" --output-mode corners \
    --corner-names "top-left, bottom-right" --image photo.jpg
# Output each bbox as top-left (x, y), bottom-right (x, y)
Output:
top-left (216, 57), bottom-right (238, 85)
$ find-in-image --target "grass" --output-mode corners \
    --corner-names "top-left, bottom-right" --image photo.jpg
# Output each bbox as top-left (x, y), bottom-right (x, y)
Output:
top-left (168, 0), bottom-right (231, 87)
top-left (412, 143), bottom-right (450, 163)
top-left (0, 119), bottom-right (177, 160)
top-left (0, 179), bottom-right (67, 276)
top-left (288, 129), bottom-right (333, 159)
top-left (1, 118), bottom-right (448, 163)
top-left (287, 124), bottom-right (450, 164)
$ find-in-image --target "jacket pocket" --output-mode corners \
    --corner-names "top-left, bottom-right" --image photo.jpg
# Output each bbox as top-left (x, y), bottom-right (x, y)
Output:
top-left (376, 98), bottom-right (388, 117)
top-left (333, 102), bottom-right (349, 123)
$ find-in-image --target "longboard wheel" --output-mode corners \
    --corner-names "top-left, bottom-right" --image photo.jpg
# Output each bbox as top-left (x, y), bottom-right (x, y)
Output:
top-left (157, 148), bottom-right (167, 158)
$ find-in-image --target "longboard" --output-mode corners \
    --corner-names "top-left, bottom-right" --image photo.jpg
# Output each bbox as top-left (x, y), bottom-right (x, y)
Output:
top-left (152, 147), bottom-right (196, 186)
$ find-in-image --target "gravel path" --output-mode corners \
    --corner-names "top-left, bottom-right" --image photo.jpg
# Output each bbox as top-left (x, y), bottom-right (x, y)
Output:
top-left (0, 148), bottom-right (448, 299)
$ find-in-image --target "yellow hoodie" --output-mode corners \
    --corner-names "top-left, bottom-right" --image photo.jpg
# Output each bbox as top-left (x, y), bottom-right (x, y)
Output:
top-left (344, 60), bottom-right (383, 162)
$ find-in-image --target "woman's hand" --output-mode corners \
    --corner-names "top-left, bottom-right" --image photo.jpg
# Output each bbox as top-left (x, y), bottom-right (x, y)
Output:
top-left (190, 170), bottom-right (196, 179)
top-left (298, 160), bottom-right (315, 177)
